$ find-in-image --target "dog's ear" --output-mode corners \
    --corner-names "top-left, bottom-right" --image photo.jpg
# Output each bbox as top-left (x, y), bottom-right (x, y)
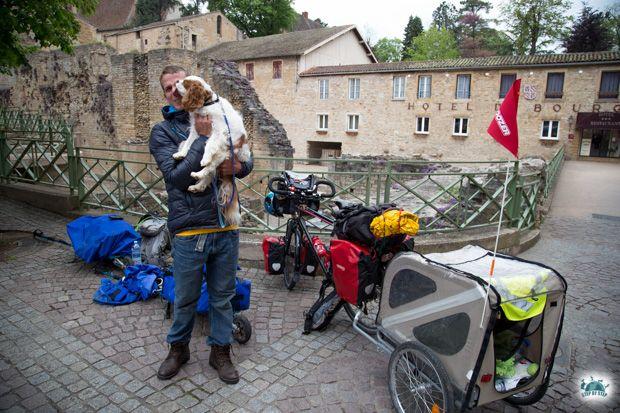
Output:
top-left (181, 79), bottom-right (207, 112)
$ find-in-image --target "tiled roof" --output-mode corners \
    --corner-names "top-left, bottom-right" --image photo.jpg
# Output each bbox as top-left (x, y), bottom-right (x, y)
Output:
top-left (300, 52), bottom-right (620, 76)
top-left (202, 25), bottom-right (367, 61)
top-left (79, 0), bottom-right (136, 30)
top-left (98, 11), bottom-right (222, 34)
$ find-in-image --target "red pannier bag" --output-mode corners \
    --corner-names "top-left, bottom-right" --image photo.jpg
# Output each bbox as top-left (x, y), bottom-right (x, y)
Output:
top-left (262, 236), bottom-right (285, 274)
top-left (330, 239), bottom-right (379, 306)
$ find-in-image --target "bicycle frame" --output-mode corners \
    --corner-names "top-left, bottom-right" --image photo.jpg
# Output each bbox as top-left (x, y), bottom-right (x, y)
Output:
top-left (284, 204), bottom-right (334, 279)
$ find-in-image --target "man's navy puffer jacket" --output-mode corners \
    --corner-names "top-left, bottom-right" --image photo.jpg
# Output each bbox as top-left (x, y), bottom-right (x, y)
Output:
top-left (149, 107), bottom-right (253, 235)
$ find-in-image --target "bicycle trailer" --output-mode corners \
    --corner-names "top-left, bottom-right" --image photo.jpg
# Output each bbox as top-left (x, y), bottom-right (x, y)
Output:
top-left (358, 245), bottom-right (566, 412)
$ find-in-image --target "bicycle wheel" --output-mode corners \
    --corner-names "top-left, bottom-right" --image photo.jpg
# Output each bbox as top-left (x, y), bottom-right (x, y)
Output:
top-left (388, 341), bottom-right (454, 413)
top-left (343, 291), bottom-right (380, 335)
top-left (283, 226), bottom-right (301, 290)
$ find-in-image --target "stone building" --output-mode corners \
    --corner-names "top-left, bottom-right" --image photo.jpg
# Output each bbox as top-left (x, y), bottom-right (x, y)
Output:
top-left (74, 0), bottom-right (242, 54)
top-left (295, 53), bottom-right (620, 161)
top-left (210, 35), bottom-right (620, 161)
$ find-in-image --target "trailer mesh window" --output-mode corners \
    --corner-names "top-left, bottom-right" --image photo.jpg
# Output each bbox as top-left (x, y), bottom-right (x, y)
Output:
top-left (389, 269), bottom-right (436, 308)
top-left (413, 313), bottom-right (470, 355)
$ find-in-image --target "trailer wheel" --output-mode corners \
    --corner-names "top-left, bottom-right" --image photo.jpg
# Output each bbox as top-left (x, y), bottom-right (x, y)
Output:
top-left (232, 314), bottom-right (252, 344)
top-left (388, 341), bottom-right (454, 413)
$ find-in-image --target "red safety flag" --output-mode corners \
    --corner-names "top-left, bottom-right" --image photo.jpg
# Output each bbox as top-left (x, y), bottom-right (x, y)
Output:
top-left (487, 79), bottom-right (521, 158)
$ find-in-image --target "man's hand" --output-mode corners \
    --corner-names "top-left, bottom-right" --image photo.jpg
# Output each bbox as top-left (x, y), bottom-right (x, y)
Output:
top-left (218, 155), bottom-right (243, 177)
top-left (195, 114), bottom-right (212, 137)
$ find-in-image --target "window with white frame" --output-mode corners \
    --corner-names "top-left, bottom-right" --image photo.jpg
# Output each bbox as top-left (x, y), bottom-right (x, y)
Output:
top-left (418, 75), bottom-right (431, 98)
top-left (456, 74), bottom-right (471, 99)
top-left (393, 76), bottom-right (405, 99)
top-left (348, 78), bottom-right (360, 100)
top-left (416, 117), bottom-right (429, 134)
top-left (541, 120), bottom-right (559, 140)
top-left (317, 114), bottom-right (329, 130)
top-left (347, 114), bottom-right (360, 131)
top-left (453, 117), bottom-right (469, 136)
top-left (319, 79), bottom-right (329, 99)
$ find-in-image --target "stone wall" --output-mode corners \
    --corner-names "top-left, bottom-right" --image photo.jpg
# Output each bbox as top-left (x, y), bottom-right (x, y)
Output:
top-left (201, 58), bottom-right (293, 159)
top-left (0, 45), bottom-right (292, 162)
top-left (0, 44), bottom-right (117, 148)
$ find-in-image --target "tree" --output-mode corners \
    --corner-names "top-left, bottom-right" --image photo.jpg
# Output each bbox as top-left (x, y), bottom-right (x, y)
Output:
top-left (481, 28), bottom-right (515, 55)
top-left (0, 0), bottom-right (98, 73)
top-left (404, 26), bottom-right (460, 61)
top-left (181, 0), bottom-right (207, 16)
top-left (563, 5), bottom-right (613, 52)
top-left (604, 4), bottom-right (620, 51)
top-left (457, 0), bottom-right (492, 40)
top-left (501, 0), bottom-right (571, 55)
top-left (432, 1), bottom-right (459, 32)
top-left (372, 38), bottom-right (403, 62)
top-left (403, 16), bottom-right (424, 48)
top-left (208, 0), bottom-right (296, 37)
top-left (134, 0), bottom-right (180, 26)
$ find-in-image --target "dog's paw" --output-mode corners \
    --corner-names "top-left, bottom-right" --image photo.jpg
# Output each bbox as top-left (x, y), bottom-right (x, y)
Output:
top-left (190, 171), bottom-right (202, 180)
top-left (188, 184), bottom-right (204, 193)
top-left (172, 152), bottom-right (185, 160)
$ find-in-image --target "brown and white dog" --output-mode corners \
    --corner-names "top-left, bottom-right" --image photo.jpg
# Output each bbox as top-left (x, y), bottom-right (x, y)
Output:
top-left (172, 75), bottom-right (251, 226)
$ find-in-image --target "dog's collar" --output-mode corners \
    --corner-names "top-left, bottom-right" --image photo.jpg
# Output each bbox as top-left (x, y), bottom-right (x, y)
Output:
top-left (203, 96), bottom-right (220, 107)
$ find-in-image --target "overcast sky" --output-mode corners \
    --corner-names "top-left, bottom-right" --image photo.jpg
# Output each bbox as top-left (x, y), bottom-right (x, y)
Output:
top-left (292, 0), bottom-right (618, 46)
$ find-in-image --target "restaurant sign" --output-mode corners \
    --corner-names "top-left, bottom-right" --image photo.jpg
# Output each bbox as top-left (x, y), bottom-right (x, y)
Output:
top-left (576, 112), bottom-right (620, 129)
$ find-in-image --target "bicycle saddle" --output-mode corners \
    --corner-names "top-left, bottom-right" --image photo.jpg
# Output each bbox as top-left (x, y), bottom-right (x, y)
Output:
top-left (333, 199), bottom-right (360, 209)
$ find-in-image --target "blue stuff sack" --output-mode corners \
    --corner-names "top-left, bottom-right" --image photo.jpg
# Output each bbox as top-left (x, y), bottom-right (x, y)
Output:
top-left (162, 275), bottom-right (251, 313)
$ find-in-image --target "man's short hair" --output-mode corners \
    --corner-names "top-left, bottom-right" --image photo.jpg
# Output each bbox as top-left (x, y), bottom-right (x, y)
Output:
top-left (160, 65), bottom-right (186, 87)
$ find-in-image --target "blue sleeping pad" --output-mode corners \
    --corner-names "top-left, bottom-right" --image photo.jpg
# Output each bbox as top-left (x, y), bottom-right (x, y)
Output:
top-left (67, 214), bottom-right (140, 263)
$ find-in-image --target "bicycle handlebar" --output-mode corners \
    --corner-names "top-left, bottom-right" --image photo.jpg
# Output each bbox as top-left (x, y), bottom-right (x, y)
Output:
top-left (267, 176), bottom-right (290, 195)
top-left (315, 179), bottom-right (336, 198)
top-left (267, 176), bottom-right (336, 199)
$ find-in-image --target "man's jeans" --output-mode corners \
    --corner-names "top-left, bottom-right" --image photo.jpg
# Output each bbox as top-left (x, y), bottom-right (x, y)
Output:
top-left (167, 230), bottom-right (239, 346)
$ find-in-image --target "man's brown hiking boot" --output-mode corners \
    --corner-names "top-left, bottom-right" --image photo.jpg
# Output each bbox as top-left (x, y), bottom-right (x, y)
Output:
top-left (209, 344), bottom-right (239, 384)
top-left (157, 342), bottom-right (190, 380)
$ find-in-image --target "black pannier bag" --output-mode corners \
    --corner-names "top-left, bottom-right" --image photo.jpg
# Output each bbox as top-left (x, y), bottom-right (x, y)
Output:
top-left (262, 236), bottom-right (285, 274)
top-left (299, 241), bottom-right (319, 276)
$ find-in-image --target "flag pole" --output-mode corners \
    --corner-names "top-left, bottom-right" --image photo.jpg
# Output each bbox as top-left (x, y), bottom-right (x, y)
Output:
top-left (479, 160), bottom-right (512, 328)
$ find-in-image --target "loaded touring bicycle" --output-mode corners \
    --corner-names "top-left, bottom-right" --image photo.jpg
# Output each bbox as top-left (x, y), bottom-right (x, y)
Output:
top-left (346, 245), bottom-right (567, 412)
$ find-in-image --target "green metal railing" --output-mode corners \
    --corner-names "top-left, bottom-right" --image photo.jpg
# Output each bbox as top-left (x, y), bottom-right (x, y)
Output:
top-left (0, 109), bottom-right (564, 234)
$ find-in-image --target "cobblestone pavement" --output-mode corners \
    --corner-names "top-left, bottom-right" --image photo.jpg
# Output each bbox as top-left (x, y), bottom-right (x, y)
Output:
top-left (0, 161), bottom-right (618, 413)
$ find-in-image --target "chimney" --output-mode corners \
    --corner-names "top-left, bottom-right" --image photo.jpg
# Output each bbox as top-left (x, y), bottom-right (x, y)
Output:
top-left (302, 11), bottom-right (308, 19)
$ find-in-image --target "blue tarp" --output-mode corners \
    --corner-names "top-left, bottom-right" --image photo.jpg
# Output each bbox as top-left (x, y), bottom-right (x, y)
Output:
top-left (93, 264), bottom-right (164, 305)
top-left (67, 215), bottom-right (140, 263)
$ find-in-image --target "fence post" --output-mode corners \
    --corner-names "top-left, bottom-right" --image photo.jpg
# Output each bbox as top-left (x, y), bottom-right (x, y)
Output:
top-left (0, 126), bottom-right (7, 183)
top-left (507, 160), bottom-right (521, 227)
top-left (383, 161), bottom-right (392, 203)
top-left (65, 126), bottom-right (78, 197)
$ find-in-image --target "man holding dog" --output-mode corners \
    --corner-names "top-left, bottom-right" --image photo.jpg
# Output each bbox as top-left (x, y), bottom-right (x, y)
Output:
top-left (149, 65), bottom-right (253, 384)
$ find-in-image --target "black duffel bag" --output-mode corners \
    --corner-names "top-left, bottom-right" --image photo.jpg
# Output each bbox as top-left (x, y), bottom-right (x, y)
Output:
top-left (332, 203), bottom-right (402, 248)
